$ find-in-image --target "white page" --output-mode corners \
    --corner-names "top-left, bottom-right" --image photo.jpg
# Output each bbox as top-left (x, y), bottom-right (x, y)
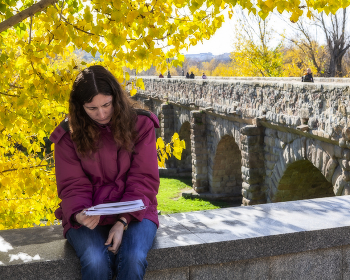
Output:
top-left (84, 199), bottom-right (145, 216)
top-left (91, 199), bottom-right (143, 209)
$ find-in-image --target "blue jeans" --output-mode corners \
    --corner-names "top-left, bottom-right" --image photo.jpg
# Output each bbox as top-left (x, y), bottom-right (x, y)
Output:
top-left (66, 219), bottom-right (157, 280)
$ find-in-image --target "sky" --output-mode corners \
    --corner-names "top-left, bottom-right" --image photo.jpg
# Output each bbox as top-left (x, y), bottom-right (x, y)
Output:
top-left (183, 14), bottom-right (236, 55)
top-left (184, 15), bottom-right (236, 55)
top-left (181, 11), bottom-right (319, 56)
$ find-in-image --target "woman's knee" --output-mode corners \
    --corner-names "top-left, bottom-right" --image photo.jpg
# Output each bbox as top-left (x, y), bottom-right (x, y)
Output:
top-left (81, 246), bottom-right (109, 266)
top-left (121, 247), bottom-right (147, 267)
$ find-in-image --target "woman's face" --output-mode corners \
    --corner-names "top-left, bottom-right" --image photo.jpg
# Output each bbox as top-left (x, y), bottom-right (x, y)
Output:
top-left (83, 93), bottom-right (114, 125)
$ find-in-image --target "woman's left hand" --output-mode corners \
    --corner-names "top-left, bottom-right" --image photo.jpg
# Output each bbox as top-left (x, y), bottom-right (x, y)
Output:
top-left (105, 219), bottom-right (126, 254)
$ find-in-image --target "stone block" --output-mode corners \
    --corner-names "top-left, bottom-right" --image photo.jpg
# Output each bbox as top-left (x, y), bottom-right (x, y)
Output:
top-left (333, 174), bottom-right (346, 196)
top-left (283, 145), bottom-right (292, 165)
top-left (270, 248), bottom-right (342, 280)
top-left (342, 160), bottom-right (350, 171)
top-left (315, 146), bottom-right (323, 171)
top-left (320, 142), bottom-right (335, 158)
top-left (332, 165), bottom-right (342, 186)
top-left (296, 124), bottom-right (309, 132)
top-left (265, 161), bottom-right (276, 170)
top-left (189, 258), bottom-right (269, 280)
top-left (246, 135), bottom-right (259, 146)
top-left (325, 158), bottom-right (338, 182)
top-left (344, 149), bottom-right (350, 160)
top-left (344, 170), bottom-right (350, 182)
top-left (265, 128), bottom-right (277, 137)
top-left (274, 139), bottom-right (285, 149)
top-left (145, 268), bottom-right (189, 280)
top-left (240, 125), bottom-right (262, 136)
top-left (335, 145), bottom-right (343, 159)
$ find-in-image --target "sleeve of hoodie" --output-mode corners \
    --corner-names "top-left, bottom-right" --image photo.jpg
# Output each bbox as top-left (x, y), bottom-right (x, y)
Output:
top-left (54, 133), bottom-right (94, 229)
top-left (119, 115), bottom-right (160, 223)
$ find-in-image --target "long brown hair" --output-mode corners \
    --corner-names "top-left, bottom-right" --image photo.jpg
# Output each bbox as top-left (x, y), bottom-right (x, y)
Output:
top-left (69, 65), bottom-right (138, 156)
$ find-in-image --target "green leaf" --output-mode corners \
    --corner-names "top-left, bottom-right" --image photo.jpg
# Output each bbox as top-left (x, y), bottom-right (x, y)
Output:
top-left (14, 22), bottom-right (26, 38)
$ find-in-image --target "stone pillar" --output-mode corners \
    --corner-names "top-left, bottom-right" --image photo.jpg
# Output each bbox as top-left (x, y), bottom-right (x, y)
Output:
top-left (191, 111), bottom-right (209, 193)
top-left (337, 148), bottom-right (350, 195)
top-left (143, 98), bottom-right (154, 112)
top-left (240, 125), bottom-right (266, 205)
top-left (160, 103), bottom-right (174, 143)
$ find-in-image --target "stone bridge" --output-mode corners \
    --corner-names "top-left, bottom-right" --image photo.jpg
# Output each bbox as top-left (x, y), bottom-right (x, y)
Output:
top-left (134, 77), bottom-right (350, 206)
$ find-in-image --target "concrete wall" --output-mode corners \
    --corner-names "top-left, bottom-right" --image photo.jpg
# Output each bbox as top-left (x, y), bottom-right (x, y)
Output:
top-left (2, 196), bottom-right (350, 279)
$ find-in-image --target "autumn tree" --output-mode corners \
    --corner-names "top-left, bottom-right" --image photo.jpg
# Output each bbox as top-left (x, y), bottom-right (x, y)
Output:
top-left (278, 8), bottom-right (350, 77)
top-left (315, 8), bottom-right (350, 77)
top-left (230, 10), bottom-right (284, 77)
top-left (279, 19), bottom-right (329, 76)
top-left (0, 0), bottom-right (348, 230)
top-left (282, 42), bottom-right (328, 77)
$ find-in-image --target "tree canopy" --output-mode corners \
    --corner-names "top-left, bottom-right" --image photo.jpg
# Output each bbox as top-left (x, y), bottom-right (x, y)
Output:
top-left (0, 0), bottom-right (349, 229)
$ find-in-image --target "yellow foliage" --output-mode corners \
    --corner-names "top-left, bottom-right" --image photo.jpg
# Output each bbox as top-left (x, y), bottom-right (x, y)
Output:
top-left (282, 42), bottom-right (328, 77)
top-left (0, 0), bottom-right (346, 230)
top-left (156, 134), bottom-right (185, 167)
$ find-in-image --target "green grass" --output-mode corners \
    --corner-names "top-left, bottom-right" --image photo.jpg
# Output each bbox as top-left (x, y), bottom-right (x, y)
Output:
top-left (157, 176), bottom-right (230, 215)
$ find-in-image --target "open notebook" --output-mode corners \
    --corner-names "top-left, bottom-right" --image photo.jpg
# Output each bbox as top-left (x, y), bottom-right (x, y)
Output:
top-left (84, 199), bottom-right (146, 216)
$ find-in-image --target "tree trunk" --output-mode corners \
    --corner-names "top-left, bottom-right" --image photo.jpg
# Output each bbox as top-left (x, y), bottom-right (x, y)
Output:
top-left (336, 56), bottom-right (343, 76)
top-left (328, 54), bottom-right (336, 77)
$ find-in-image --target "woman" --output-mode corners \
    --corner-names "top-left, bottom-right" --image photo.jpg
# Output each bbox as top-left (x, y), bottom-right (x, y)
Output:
top-left (49, 65), bottom-right (160, 280)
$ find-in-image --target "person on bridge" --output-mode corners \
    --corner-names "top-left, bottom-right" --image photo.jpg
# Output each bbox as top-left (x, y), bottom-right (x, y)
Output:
top-left (159, 73), bottom-right (164, 78)
top-left (189, 71), bottom-right (195, 79)
top-left (302, 68), bottom-right (314, 83)
top-left (50, 65), bottom-right (160, 280)
top-left (186, 72), bottom-right (190, 78)
top-left (202, 73), bottom-right (207, 79)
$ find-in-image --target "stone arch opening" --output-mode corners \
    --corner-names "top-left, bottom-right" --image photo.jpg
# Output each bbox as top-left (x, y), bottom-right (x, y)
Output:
top-left (178, 121), bottom-right (192, 172)
top-left (274, 160), bottom-right (334, 202)
top-left (211, 135), bottom-right (242, 196)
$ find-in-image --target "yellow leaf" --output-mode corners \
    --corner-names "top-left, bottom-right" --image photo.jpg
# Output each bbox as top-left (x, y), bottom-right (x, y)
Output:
top-left (156, 137), bottom-right (165, 149)
top-left (136, 78), bottom-right (145, 90)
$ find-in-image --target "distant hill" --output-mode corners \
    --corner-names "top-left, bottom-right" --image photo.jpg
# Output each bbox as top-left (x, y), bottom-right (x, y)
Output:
top-left (185, 52), bottom-right (231, 62)
top-left (75, 50), bottom-right (230, 64)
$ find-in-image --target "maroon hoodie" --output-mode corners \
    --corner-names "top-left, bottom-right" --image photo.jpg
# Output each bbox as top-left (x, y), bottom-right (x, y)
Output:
top-left (49, 112), bottom-right (160, 237)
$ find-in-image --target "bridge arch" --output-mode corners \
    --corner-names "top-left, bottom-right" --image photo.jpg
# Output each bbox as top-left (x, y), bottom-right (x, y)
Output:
top-left (209, 134), bottom-right (243, 197)
top-left (268, 138), bottom-right (342, 202)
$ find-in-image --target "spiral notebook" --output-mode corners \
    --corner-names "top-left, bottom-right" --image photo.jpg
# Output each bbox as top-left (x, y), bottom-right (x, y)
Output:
top-left (84, 199), bottom-right (146, 216)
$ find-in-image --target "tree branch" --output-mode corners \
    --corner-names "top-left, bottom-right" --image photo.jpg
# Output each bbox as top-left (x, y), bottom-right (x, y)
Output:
top-left (0, 92), bottom-right (19, 97)
top-left (29, 16), bottom-right (33, 44)
top-left (0, 0), bottom-right (59, 33)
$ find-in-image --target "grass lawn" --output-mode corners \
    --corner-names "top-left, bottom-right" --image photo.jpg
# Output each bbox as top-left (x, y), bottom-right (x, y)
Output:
top-left (157, 176), bottom-right (231, 215)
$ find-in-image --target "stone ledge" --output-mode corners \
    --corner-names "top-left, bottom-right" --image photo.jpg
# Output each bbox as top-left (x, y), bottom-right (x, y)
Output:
top-left (2, 196), bottom-right (350, 279)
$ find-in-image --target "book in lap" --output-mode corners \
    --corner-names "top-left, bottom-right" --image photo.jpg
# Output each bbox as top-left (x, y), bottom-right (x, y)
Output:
top-left (84, 199), bottom-right (145, 216)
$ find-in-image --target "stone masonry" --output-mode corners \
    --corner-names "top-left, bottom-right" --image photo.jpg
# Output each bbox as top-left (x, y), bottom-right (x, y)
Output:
top-left (134, 77), bottom-right (350, 205)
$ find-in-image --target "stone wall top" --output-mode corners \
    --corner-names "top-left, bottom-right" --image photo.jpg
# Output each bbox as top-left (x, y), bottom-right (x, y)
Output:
top-left (2, 196), bottom-right (350, 279)
top-left (137, 77), bottom-right (350, 145)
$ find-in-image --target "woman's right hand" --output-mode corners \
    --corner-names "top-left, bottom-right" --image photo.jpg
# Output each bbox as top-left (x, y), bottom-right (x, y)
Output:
top-left (75, 210), bottom-right (100, 229)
